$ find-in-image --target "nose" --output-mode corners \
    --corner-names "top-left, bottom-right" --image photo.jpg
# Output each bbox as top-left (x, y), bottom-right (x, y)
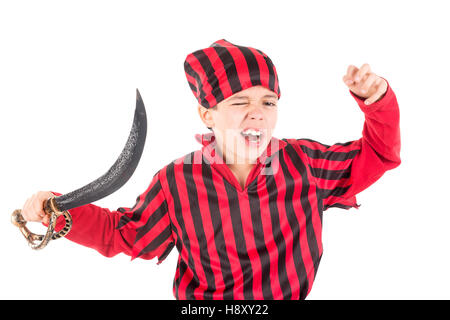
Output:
top-left (247, 102), bottom-right (265, 120)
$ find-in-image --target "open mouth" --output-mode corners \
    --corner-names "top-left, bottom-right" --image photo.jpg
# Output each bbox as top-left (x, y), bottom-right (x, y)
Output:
top-left (240, 128), bottom-right (264, 145)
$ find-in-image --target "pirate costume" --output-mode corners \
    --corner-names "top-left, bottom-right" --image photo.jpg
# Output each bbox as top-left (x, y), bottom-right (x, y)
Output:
top-left (51, 39), bottom-right (401, 299)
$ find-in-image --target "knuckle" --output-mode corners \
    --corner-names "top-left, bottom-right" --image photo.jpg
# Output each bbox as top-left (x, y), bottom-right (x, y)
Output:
top-left (361, 64), bottom-right (370, 73)
top-left (363, 76), bottom-right (376, 88)
top-left (347, 65), bottom-right (357, 75)
top-left (377, 78), bottom-right (385, 86)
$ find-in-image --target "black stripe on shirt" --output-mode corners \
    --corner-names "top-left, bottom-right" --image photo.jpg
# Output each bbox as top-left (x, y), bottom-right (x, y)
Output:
top-left (183, 153), bottom-right (216, 299)
top-left (166, 160), bottom-right (200, 298)
top-left (137, 225), bottom-right (172, 258)
top-left (201, 157), bottom-right (235, 299)
top-left (278, 151), bottom-right (309, 299)
top-left (264, 171), bottom-right (292, 299)
top-left (175, 258), bottom-right (188, 300)
top-left (308, 164), bottom-right (352, 181)
top-left (135, 200), bottom-right (169, 243)
top-left (117, 177), bottom-right (163, 229)
top-left (284, 145), bottom-right (321, 298)
top-left (300, 145), bottom-right (359, 161)
top-left (223, 178), bottom-right (254, 300)
top-left (247, 186), bottom-right (274, 299)
top-left (318, 185), bottom-right (351, 199)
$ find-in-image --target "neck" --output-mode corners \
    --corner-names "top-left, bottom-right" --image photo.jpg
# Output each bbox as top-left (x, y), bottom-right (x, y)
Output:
top-left (216, 147), bottom-right (257, 189)
top-left (228, 162), bottom-right (255, 190)
top-left (215, 144), bottom-right (258, 167)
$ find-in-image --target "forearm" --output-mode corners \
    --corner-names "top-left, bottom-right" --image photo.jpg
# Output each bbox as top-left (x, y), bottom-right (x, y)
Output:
top-left (339, 80), bottom-right (401, 198)
top-left (350, 79), bottom-right (401, 166)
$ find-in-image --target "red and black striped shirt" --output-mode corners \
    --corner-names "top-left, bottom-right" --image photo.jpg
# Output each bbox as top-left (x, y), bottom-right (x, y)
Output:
top-left (55, 82), bottom-right (400, 300)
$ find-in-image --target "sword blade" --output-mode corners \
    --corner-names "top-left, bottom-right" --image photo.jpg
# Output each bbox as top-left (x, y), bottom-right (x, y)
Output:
top-left (53, 89), bottom-right (147, 211)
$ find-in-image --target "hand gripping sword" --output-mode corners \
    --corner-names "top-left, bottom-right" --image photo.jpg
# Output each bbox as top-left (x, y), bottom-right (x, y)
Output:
top-left (11, 89), bottom-right (147, 250)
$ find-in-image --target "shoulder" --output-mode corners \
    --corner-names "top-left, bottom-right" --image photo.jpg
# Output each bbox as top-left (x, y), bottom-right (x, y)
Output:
top-left (278, 137), bottom-right (352, 164)
top-left (277, 138), bottom-right (330, 159)
top-left (281, 137), bottom-right (356, 152)
top-left (282, 138), bottom-right (332, 149)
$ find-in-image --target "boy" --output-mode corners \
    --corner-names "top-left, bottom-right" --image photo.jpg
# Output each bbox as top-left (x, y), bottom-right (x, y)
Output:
top-left (21, 39), bottom-right (401, 299)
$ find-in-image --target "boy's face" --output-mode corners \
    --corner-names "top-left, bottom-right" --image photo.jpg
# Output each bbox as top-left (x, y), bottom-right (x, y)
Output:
top-left (198, 85), bottom-right (278, 165)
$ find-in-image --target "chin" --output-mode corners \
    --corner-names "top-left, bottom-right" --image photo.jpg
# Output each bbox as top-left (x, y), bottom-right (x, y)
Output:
top-left (220, 131), bottom-right (273, 165)
top-left (239, 136), bottom-right (271, 164)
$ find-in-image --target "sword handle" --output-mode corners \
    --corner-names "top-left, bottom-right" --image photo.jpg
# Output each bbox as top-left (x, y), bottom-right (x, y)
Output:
top-left (11, 197), bottom-right (72, 250)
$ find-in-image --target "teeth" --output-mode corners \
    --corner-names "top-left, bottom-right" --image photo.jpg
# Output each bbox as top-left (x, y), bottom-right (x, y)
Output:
top-left (241, 129), bottom-right (262, 136)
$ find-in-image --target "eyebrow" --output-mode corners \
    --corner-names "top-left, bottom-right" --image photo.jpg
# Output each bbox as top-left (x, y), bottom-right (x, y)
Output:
top-left (227, 94), bottom-right (278, 101)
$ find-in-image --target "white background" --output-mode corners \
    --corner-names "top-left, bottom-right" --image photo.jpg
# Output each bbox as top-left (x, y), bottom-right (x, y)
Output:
top-left (1, 0), bottom-right (449, 300)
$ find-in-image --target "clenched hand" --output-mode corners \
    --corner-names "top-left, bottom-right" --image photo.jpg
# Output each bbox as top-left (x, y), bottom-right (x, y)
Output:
top-left (343, 63), bottom-right (388, 105)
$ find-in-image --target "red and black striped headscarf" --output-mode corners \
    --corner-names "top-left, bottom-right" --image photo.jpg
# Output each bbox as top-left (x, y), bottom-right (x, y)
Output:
top-left (184, 39), bottom-right (281, 109)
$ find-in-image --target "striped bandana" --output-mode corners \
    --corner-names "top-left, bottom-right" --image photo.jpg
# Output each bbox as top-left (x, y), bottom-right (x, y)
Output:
top-left (184, 39), bottom-right (281, 109)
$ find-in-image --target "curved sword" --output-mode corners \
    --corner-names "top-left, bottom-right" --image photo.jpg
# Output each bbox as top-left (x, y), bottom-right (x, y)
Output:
top-left (54, 89), bottom-right (147, 211)
top-left (11, 89), bottom-right (147, 249)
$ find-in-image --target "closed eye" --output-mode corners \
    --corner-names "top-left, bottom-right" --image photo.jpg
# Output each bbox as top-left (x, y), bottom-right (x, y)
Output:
top-left (232, 102), bottom-right (277, 106)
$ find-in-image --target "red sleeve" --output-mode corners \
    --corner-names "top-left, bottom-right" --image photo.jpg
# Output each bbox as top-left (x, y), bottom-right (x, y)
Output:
top-left (289, 78), bottom-right (401, 211)
top-left (50, 171), bottom-right (175, 263)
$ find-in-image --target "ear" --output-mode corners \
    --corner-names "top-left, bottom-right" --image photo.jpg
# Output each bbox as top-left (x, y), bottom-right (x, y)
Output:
top-left (197, 104), bottom-right (215, 128)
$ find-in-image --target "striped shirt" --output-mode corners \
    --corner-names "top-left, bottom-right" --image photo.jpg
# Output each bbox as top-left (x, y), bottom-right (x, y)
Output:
top-left (57, 82), bottom-right (400, 300)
